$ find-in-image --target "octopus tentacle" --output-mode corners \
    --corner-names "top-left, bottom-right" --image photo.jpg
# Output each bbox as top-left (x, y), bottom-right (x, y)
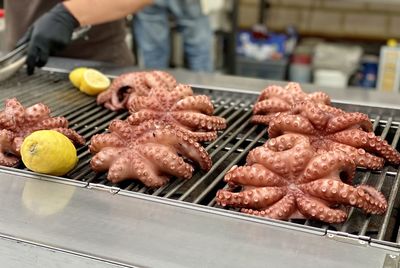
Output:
top-left (91, 147), bottom-right (127, 172)
top-left (136, 128), bottom-right (212, 171)
top-left (295, 192), bottom-right (348, 223)
top-left (300, 179), bottom-right (387, 214)
top-left (217, 187), bottom-right (287, 209)
top-left (35, 117), bottom-right (69, 129)
top-left (108, 150), bottom-right (169, 187)
top-left (241, 193), bottom-right (297, 220)
top-left (172, 128), bottom-right (217, 142)
top-left (326, 112), bottom-right (373, 133)
top-left (172, 95), bottom-right (214, 115)
top-left (172, 111), bottom-right (226, 131)
top-left (291, 101), bottom-right (329, 129)
top-left (137, 144), bottom-right (194, 179)
top-left (108, 119), bottom-right (144, 141)
top-left (128, 95), bottom-right (164, 112)
top-left (330, 129), bottom-right (400, 165)
top-left (0, 130), bottom-right (19, 166)
top-left (144, 70), bottom-right (177, 89)
top-left (268, 115), bottom-right (316, 137)
top-left (258, 85), bottom-right (294, 104)
top-left (224, 164), bottom-right (288, 187)
top-left (247, 134), bottom-right (313, 177)
top-left (307, 92), bottom-right (331, 105)
top-left (253, 99), bottom-right (291, 114)
top-left (52, 128), bottom-right (85, 146)
top-left (127, 111), bottom-right (163, 125)
top-left (24, 103), bottom-right (51, 123)
top-left (330, 142), bottom-right (384, 170)
top-left (299, 150), bottom-right (355, 184)
top-left (88, 133), bottom-right (125, 154)
top-left (251, 114), bottom-right (278, 125)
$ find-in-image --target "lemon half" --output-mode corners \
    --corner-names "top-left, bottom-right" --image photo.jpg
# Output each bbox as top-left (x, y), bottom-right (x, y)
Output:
top-left (79, 69), bottom-right (111, 96)
top-left (21, 130), bottom-right (78, 176)
top-left (69, 67), bottom-right (87, 88)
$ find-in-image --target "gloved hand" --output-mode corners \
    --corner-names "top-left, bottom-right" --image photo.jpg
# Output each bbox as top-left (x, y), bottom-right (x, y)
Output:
top-left (17, 3), bottom-right (80, 75)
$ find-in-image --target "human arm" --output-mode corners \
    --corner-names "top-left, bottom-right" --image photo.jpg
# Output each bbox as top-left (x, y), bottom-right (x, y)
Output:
top-left (63, 0), bottom-right (153, 26)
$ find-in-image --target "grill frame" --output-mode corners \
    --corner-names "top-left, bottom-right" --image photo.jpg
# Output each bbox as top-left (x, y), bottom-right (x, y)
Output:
top-left (1, 69), bottom-right (400, 251)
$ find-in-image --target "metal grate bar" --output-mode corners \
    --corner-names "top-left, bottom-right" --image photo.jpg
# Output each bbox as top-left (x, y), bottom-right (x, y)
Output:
top-left (179, 124), bottom-right (260, 202)
top-left (340, 115), bottom-right (382, 233)
top-left (359, 117), bottom-right (392, 236)
top-left (378, 126), bottom-right (400, 240)
top-left (193, 128), bottom-right (267, 204)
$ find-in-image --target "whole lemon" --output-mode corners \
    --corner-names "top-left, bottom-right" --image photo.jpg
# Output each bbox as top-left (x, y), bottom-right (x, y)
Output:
top-left (79, 69), bottom-right (110, 96)
top-left (21, 130), bottom-right (78, 176)
top-left (69, 67), bottom-right (87, 88)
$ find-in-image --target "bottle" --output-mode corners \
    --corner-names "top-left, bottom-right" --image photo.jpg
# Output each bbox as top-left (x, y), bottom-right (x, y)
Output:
top-left (0, 9), bottom-right (5, 55)
top-left (289, 53), bottom-right (312, 83)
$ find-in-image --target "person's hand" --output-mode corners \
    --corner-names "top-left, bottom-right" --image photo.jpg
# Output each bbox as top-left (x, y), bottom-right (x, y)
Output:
top-left (17, 3), bottom-right (80, 75)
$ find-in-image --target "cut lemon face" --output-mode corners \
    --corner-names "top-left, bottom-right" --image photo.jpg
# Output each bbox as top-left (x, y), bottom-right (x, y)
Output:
top-left (69, 67), bottom-right (87, 88)
top-left (21, 130), bottom-right (78, 176)
top-left (79, 69), bottom-right (111, 96)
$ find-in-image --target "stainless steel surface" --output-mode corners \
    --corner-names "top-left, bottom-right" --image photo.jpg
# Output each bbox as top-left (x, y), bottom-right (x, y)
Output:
top-left (0, 235), bottom-right (130, 268)
top-left (0, 170), bottom-right (398, 268)
top-left (2, 68), bottom-right (400, 266)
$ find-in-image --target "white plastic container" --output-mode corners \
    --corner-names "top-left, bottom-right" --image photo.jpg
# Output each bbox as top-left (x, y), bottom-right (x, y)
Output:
top-left (313, 69), bottom-right (348, 88)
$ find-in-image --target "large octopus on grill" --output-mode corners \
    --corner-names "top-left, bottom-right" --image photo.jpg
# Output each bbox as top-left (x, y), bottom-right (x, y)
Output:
top-left (97, 70), bottom-right (177, 111)
top-left (267, 101), bottom-right (400, 169)
top-left (216, 134), bottom-right (387, 223)
top-left (127, 85), bottom-right (227, 142)
top-left (89, 119), bottom-right (212, 188)
top-left (0, 98), bottom-right (85, 167)
top-left (252, 82), bottom-right (331, 125)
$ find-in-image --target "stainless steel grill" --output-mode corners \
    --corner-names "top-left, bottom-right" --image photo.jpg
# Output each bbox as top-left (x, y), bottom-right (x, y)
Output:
top-left (2, 69), bottom-right (400, 250)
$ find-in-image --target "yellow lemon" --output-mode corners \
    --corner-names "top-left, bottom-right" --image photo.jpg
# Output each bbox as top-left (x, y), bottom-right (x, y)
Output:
top-left (69, 67), bottom-right (87, 88)
top-left (21, 130), bottom-right (78, 176)
top-left (79, 68), bottom-right (110, 96)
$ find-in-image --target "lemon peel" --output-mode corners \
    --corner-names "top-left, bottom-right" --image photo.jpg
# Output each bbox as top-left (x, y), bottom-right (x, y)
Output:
top-left (79, 69), bottom-right (110, 96)
top-left (21, 130), bottom-right (78, 176)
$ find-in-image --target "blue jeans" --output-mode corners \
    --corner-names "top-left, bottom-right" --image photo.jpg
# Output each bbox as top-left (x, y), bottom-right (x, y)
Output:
top-left (133, 0), bottom-right (213, 72)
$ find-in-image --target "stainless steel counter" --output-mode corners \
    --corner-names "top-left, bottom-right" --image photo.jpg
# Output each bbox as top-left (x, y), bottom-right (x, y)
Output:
top-left (0, 169), bottom-right (398, 268)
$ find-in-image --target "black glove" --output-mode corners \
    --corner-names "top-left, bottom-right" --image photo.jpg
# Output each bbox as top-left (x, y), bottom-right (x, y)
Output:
top-left (17, 3), bottom-right (80, 75)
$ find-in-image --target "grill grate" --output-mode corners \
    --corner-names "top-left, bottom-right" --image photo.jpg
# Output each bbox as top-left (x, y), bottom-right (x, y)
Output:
top-left (2, 70), bottom-right (400, 248)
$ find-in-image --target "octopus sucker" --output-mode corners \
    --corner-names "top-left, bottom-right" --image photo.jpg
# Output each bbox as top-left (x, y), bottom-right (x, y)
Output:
top-left (0, 98), bottom-right (85, 167)
top-left (215, 133), bottom-right (387, 223)
top-left (89, 119), bottom-right (212, 188)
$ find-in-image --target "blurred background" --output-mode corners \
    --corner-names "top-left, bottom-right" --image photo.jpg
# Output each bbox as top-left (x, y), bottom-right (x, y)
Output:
top-left (2, 0), bottom-right (400, 91)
